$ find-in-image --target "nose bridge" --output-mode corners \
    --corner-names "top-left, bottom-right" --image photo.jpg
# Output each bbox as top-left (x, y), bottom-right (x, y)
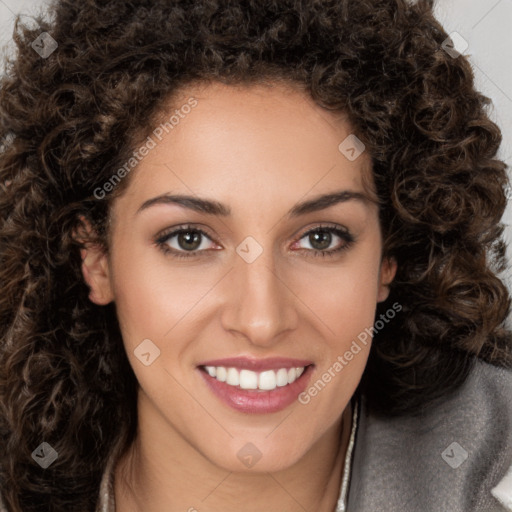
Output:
top-left (221, 241), bottom-right (297, 345)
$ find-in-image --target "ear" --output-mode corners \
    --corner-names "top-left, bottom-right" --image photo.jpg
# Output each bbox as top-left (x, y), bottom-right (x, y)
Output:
top-left (377, 256), bottom-right (397, 303)
top-left (74, 217), bottom-right (114, 305)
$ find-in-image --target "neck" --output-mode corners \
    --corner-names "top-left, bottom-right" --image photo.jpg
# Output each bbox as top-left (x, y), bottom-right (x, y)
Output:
top-left (114, 394), bottom-right (353, 512)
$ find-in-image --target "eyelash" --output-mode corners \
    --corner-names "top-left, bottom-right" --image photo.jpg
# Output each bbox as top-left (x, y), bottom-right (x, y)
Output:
top-left (154, 223), bottom-right (355, 259)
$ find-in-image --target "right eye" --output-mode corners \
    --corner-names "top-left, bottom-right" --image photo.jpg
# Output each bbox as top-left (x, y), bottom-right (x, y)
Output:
top-left (155, 225), bottom-right (219, 258)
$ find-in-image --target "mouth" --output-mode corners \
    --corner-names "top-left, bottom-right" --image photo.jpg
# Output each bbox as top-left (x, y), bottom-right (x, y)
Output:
top-left (199, 364), bottom-right (309, 391)
top-left (196, 358), bottom-right (315, 414)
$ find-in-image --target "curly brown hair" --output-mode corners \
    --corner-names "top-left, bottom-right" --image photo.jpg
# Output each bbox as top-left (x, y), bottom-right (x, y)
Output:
top-left (0, 0), bottom-right (511, 510)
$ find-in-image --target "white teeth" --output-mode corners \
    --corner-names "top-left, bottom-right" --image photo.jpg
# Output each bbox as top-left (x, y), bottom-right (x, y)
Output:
top-left (239, 369), bottom-right (258, 390)
top-left (258, 370), bottom-right (277, 390)
top-left (226, 367), bottom-right (240, 386)
top-left (205, 366), bottom-right (216, 377)
top-left (203, 365), bottom-right (307, 391)
top-left (276, 368), bottom-right (289, 387)
top-left (216, 366), bottom-right (227, 382)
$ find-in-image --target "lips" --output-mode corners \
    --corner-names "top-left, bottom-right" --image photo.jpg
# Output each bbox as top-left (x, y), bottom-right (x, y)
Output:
top-left (196, 356), bottom-right (315, 414)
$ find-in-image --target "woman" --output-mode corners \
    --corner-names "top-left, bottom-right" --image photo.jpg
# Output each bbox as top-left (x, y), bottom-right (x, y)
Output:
top-left (0, 0), bottom-right (511, 511)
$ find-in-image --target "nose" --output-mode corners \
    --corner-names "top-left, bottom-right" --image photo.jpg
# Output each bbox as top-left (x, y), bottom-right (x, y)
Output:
top-left (220, 247), bottom-right (299, 347)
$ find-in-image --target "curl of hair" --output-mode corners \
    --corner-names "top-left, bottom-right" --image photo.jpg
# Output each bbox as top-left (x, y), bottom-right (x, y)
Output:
top-left (0, 0), bottom-right (510, 509)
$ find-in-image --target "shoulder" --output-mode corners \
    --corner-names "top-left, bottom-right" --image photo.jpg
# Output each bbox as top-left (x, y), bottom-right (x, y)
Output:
top-left (347, 359), bottom-right (512, 512)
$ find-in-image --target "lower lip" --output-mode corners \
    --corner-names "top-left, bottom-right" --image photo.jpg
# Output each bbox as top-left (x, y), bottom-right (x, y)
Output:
top-left (198, 365), bottom-right (315, 414)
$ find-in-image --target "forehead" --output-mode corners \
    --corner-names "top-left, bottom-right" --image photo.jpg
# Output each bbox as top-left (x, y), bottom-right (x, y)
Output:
top-left (115, 81), bottom-right (376, 212)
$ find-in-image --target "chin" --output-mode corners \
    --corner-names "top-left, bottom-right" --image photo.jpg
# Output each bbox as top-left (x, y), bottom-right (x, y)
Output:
top-left (204, 440), bottom-right (307, 474)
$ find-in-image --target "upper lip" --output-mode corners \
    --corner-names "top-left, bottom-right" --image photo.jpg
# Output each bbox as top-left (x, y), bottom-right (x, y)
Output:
top-left (197, 356), bottom-right (314, 371)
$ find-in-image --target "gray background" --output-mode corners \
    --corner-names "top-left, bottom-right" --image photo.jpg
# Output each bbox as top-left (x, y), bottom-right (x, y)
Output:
top-left (0, 0), bottom-right (511, 316)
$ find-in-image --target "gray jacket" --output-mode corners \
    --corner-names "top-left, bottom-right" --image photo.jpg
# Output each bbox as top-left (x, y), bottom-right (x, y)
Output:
top-left (347, 359), bottom-right (512, 511)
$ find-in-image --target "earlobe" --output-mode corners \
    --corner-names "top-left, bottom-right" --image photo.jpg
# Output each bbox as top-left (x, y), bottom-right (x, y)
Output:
top-left (74, 217), bottom-right (114, 305)
top-left (377, 256), bottom-right (397, 303)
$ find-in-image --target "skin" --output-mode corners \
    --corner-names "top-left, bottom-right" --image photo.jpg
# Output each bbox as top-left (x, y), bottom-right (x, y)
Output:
top-left (80, 81), bottom-right (396, 512)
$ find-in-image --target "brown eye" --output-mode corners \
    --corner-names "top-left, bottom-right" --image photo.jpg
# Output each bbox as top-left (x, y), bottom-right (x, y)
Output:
top-left (294, 225), bottom-right (355, 258)
top-left (155, 225), bottom-right (218, 258)
top-left (307, 229), bottom-right (333, 251)
top-left (176, 230), bottom-right (203, 251)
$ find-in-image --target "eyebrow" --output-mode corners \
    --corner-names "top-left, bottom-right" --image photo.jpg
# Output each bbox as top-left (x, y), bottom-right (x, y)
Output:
top-left (136, 190), bottom-right (375, 218)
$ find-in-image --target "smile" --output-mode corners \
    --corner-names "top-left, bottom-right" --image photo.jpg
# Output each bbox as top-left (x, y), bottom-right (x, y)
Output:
top-left (197, 357), bottom-right (315, 414)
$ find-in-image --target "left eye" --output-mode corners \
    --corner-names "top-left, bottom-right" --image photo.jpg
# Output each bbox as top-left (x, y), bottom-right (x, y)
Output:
top-left (293, 226), bottom-right (354, 254)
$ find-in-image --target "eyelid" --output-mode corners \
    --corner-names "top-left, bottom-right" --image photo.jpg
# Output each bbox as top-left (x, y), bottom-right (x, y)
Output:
top-left (294, 222), bottom-right (351, 240)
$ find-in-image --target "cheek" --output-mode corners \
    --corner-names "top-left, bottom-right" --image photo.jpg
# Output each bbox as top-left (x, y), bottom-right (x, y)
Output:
top-left (295, 262), bottom-right (379, 424)
top-left (305, 271), bottom-right (377, 373)
top-left (289, 248), bottom-right (380, 400)
top-left (109, 241), bottom-right (218, 355)
top-left (292, 255), bottom-right (382, 339)
top-left (110, 260), bottom-right (164, 342)
top-left (107, 239), bottom-right (175, 349)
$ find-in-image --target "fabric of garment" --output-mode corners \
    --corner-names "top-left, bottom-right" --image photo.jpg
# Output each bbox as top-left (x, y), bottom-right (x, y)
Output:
top-left (347, 359), bottom-right (512, 512)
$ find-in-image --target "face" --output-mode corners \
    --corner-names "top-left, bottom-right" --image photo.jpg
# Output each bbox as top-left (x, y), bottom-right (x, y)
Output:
top-left (81, 81), bottom-right (396, 473)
